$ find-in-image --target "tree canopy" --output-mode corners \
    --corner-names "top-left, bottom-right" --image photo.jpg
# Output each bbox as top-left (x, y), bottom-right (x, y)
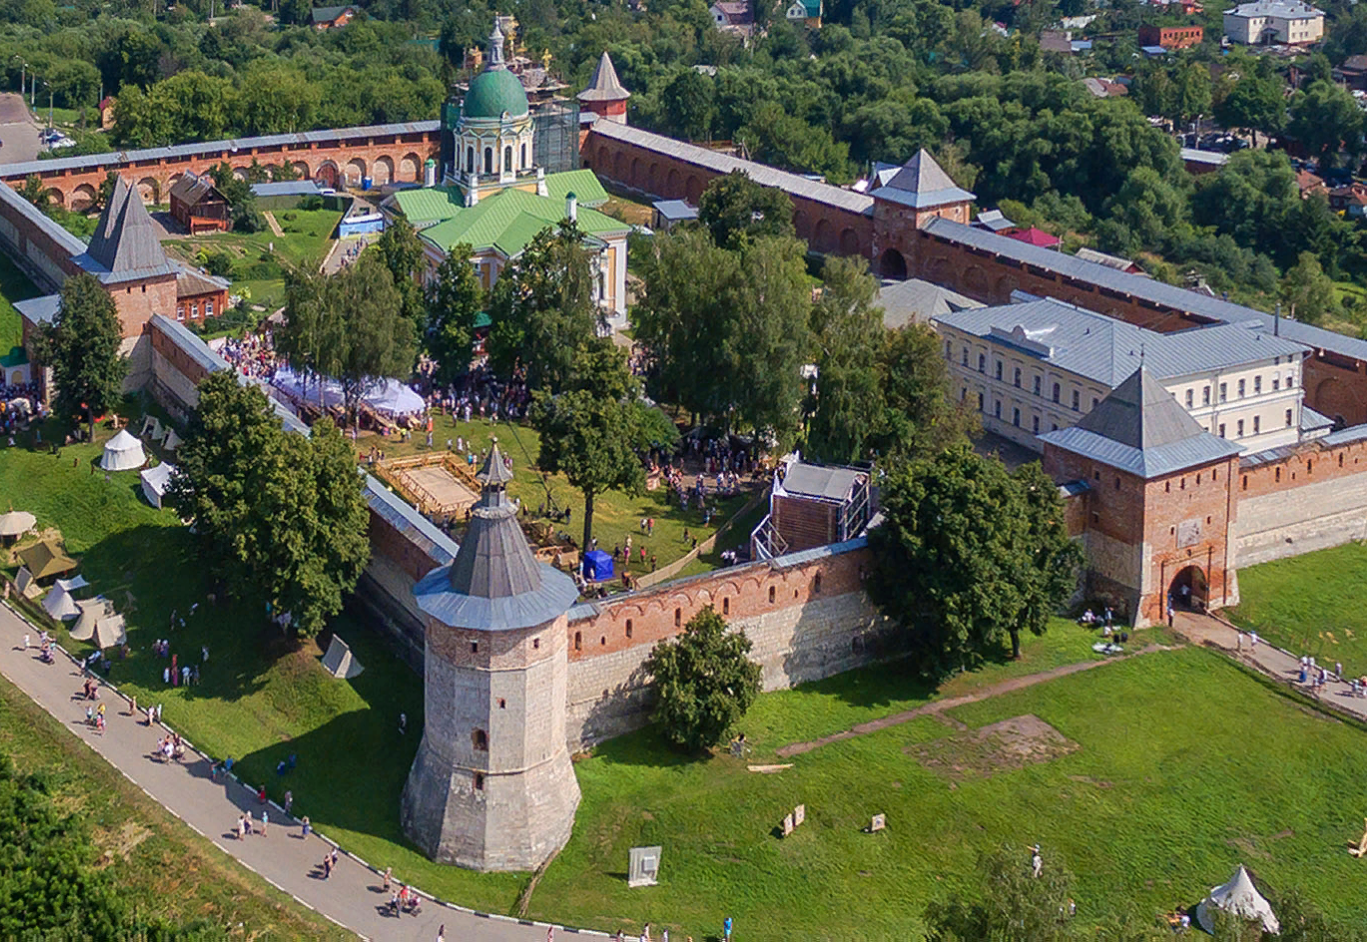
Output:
top-left (168, 372), bottom-right (370, 635)
top-left (696, 171), bottom-right (796, 251)
top-left (424, 242), bottom-right (484, 387)
top-left (485, 219), bottom-right (605, 394)
top-left (644, 605), bottom-right (763, 753)
top-left (32, 273), bottom-right (127, 430)
top-left (868, 447), bottom-right (1082, 673)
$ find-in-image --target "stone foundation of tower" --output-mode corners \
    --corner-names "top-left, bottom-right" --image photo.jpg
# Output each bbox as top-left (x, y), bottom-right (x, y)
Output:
top-left (401, 612), bottom-right (580, 871)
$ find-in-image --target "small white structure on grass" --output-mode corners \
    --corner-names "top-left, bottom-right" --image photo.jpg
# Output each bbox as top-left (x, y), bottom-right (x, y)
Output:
top-left (628, 845), bottom-right (662, 887)
top-left (140, 463), bottom-right (177, 509)
top-left (320, 634), bottom-right (364, 679)
top-left (42, 575), bottom-right (89, 621)
top-left (95, 612), bottom-right (127, 649)
top-left (1196, 865), bottom-right (1279, 935)
top-left (101, 429), bottom-right (146, 472)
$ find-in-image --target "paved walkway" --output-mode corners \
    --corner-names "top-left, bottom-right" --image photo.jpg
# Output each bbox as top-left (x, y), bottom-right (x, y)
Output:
top-left (776, 643), bottom-right (1170, 758)
top-left (0, 600), bottom-right (595, 941)
top-left (1173, 610), bottom-right (1367, 723)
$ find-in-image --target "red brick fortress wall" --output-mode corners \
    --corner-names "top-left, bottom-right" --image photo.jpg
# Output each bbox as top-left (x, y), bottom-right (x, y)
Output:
top-left (0, 123), bottom-right (442, 210)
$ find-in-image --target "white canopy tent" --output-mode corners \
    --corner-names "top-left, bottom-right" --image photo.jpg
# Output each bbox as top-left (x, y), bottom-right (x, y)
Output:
top-left (70, 598), bottom-right (112, 642)
top-left (140, 463), bottom-right (177, 509)
top-left (41, 575), bottom-right (88, 621)
top-left (101, 429), bottom-right (146, 472)
top-left (95, 612), bottom-right (127, 649)
top-left (1196, 865), bottom-right (1279, 935)
top-left (0, 510), bottom-right (36, 537)
top-left (270, 368), bottom-right (426, 417)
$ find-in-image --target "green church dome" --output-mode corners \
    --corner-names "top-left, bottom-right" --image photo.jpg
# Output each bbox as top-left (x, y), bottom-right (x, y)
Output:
top-left (462, 69), bottom-right (529, 120)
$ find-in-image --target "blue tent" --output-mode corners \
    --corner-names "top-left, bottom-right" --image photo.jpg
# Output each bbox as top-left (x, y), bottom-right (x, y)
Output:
top-left (583, 549), bottom-right (614, 582)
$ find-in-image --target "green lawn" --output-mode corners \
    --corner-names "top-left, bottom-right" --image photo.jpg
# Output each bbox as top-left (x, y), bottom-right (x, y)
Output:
top-left (7, 416), bottom-right (1359, 937)
top-left (531, 647), bottom-right (1367, 938)
top-left (1227, 540), bottom-right (1367, 676)
top-left (162, 208), bottom-right (342, 318)
top-left (0, 670), bottom-right (347, 938)
top-left (372, 415), bottom-right (756, 577)
top-left (0, 250), bottom-right (41, 354)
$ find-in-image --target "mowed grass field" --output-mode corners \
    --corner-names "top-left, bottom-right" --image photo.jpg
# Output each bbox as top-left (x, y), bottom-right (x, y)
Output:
top-left (534, 646), bottom-right (1367, 939)
top-left (1227, 540), bottom-right (1367, 677)
top-left (0, 670), bottom-right (346, 938)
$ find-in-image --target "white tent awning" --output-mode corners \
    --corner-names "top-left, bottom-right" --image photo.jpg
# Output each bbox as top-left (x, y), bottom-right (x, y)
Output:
top-left (140, 463), bottom-right (177, 509)
top-left (1196, 865), bottom-right (1279, 935)
top-left (101, 429), bottom-right (146, 472)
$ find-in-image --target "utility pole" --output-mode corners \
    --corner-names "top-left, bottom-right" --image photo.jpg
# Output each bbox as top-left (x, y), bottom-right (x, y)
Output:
top-left (44, 81), bottom-right (52, 134)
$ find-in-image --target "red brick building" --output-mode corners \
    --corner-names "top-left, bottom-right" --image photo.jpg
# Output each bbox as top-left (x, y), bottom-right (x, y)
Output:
top-left (1138, 24), bottom-right (1205, 48)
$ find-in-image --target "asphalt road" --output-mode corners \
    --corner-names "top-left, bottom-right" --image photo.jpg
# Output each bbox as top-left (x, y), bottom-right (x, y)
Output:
top-left (0, 599), bottom-right (595, 941)
top-left (0, 92), bottom-right (40, 165)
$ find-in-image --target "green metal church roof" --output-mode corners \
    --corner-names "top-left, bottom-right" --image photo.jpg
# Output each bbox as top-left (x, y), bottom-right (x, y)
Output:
top-left (393, 170), bottom-right (610, 227)
top-left (462, 69), bottom-right (529, 119)
top-left (419, 187), bottom-right (627, 259)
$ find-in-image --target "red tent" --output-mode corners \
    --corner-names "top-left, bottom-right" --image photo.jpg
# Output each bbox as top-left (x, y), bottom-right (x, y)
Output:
top-left (1004, 226), bottom-right (1062, 249)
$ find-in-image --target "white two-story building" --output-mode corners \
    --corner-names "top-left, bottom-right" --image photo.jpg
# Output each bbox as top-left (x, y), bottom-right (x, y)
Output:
top-left (933, 297), bottom-right (1332, 454)
top-left (1223, 0), bottom-right (1324, 45)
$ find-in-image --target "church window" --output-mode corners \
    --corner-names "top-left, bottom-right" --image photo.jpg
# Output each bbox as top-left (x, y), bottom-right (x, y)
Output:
top-left (521, 143), bottom-right (527, 166)
top-left (484, 147), bottom-right (493, 174)
top-left (504, 145), bottom-right (512, 171)
top-left (723, 598), bottom-right (730, 615)
top-left (467, 146), bottom-right (474, 171)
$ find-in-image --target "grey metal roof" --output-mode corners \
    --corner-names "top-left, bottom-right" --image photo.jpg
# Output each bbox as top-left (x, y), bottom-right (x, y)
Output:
top-left (973, 209), bottom-right (1016, 232)
top-left (415, 455), bottom-right (578, 631)
top-left (769, 535), bottom-right (868, 569)
top-left (476, 440), bottom-right (515, 486)
top-left (1224, 0), bottom-right (1323, 16)
top-left (1074, 247), bottom-right (1140, 272)
top-left (1322, 423), bottom-right (1367, 446)
top-left (587, 121), bottom-right (874, 215)
top-left (578, 51), bottom-right (631, 102)
top-left (934, 298), bottom-right (1308, 386)
top-left (0, 121), bottom-right (441, 180)
top-left (176, 268), bottom-right (231, 298)
top-left (920, 218), bottom-right (1367, 364)
top-left (877, 277), bottom-right (981, 330)
top-left (653, 199), bottom-right (698, 221)
top-left (1039, 367), bottom-right (1241, 477)
top-left (1041, 424), bottom-right (1241, 478)
top-left (251, 181), bottom-right (325, 198)
top-left (869, 149), bottom-right (975, 209)
top-left (150, 314), bottom-right (228, 374)
top-left (1301, 405), bottom-right (1333, 432)
top-left (1181, 147), bottom-right (1229, 167)
top-left (364, 474), bottom-right (459, 566)
top-left (87, 177), bottom-right (170, 274)
top-left (780, 462), bottom-right (865, 502)
top-left (15, 294), bottom-right (60, 326)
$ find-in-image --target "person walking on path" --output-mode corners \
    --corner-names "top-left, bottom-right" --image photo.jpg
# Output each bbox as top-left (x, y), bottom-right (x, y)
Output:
top-left (383, 866), bottom-right (392, 891)
top-left (723, 916), bottom-right (733, 942)
top-left (283, 790), bottom-right (293, 816)
top-left (261, 809), bottom-right (268, 836)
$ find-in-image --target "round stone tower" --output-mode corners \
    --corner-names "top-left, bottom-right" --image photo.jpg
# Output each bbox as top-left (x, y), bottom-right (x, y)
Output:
top-left (401, 441), bottom-right (581, 871)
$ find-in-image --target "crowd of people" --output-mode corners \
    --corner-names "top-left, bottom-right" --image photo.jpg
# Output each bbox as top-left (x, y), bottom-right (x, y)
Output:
top-left (417, 360), bottom-right (533, 425)
top-left (218, 329), bottom-right (280, 381)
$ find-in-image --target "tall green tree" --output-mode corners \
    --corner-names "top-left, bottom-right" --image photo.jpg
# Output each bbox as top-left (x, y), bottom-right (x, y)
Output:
top-left (424, 242), bottom-right (483, 386)
top-left (643, 605), bottom-right (762, 753)
top-left (697, 171), bottom-right (795, 250)
top-left (635, 228), bottom-right (811, 447)
top-left (1280, 251), bottom-right (1337, 326)
top-left (531, 343), bottom-right (672, 550)
top-left (805, 256), bottom-right (885, 463)
top-left (374, 215), bottom-right (427, 330)
top-left (485, 219), bottom-right (604, 393)
top-left (873, 322), bottom-right (977, 461)
top-left (661, 68), bottom-right (715, 142)
top-left (278, 254), bottom-right (416, 420)
top-left (168, 373), bottom-right (370, 636)
top-left (1215, 73), bottom-right (1285, 147)
top-left (33, 273), bottom-right (127, 431)
top-left (1287, 80), bottom-right (1363, 169)
top-left (867, 447), bottom-right (1081, 673)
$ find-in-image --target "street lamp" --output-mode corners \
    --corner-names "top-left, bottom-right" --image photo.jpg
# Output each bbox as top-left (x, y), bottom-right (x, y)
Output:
top-left (11, 56), bottom-right (25, 104)
top-left (42, 80), bottom-right (51, 135)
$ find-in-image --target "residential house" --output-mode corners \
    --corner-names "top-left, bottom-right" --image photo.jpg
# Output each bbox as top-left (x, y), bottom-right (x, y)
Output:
top-left (933, 296), bottom-right (1321, 454)
top-left (973, 209), bottom-right (1017, 233)
top-left (1223, 0), bottom-right (1324, 45)
top-left (97, 96), bottom-right (116, 131)
top-left (1075, 247), bottom-right (1145, 275)
top-left (311, 4), bottom-right (357, 28)
top-left (1138, 24), bottom-right (1205, 48)
top-left (1040, 30), bottom-right (1075, 53)
top-left (785, 0), bottom-right (822, 26)
top-left (1295, 168), bottom-right (1327, 199)
top-left (168, 171), bottom-right (231, 234)
top-left (1333, 54), bottom-right (1367, 90)
top-left (1083, 77), bottom-right (1129, 98)
top-left (1329, 182), bottom-right (1367, 218)
top-left (1005, 226), bottom-right (1062, 249)
top-left (709, 1), bottom-right (754, 33)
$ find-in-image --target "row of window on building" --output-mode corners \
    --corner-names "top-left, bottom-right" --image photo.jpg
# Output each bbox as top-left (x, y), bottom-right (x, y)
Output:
top-left (175, 298), bottom-right (215, 322)
top-left (1180, 373), bottom-right (1294, 408)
